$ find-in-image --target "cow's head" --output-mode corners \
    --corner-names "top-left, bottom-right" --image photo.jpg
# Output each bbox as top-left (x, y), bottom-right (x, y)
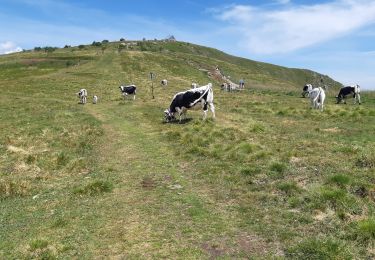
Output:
top-left (164, 109), bottom-right (175, 122)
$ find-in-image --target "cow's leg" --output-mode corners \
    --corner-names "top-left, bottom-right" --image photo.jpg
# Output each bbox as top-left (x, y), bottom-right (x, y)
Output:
top-left (202, 102), bottom-right (208, 120)
top-left (175, 108), bottom-right (182, 123)
top-left (310, 99), bottom-right (314, 109)
top-left (353, 93), bottom-right (361, 104)
top-left (133, 94), bottom-right (136, 100)
top-left (202, 110), bottom-right (208, 120)
top-left (209, 103), bottom-right (215, 118)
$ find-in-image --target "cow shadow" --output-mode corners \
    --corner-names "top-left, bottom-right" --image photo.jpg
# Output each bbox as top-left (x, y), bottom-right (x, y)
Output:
top-left (162, 118), bottom-right (193, 124)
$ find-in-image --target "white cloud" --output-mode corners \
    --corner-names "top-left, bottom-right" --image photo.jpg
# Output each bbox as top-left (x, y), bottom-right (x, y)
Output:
top-left (216, 0), bottom-right (375, 54)
top-left (0, 41), bottom-right (23, 54)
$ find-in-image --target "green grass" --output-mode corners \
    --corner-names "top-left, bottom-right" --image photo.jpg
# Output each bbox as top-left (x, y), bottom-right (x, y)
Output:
top-left (0, 41), bottom-right (374, 259)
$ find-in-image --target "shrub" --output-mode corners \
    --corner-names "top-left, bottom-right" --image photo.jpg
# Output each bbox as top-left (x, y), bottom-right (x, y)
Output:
top-left (56, 151), bottom-right (69, 167)
top-left (240, 166), bottom-right (260, 176)
top-left (286, 238), bottom-right (350, 259)
top-left (328, 174), bottom-right (351, 187)
top-left (277, 181), bottom-right (300, 195)
top-left (30, 239), bottom-right (49, 250)
top-left (250, 123), bottom-right (265, 133)
top-left (73, 180), bottom-right (113, 196)
top-left (237, 142), bottom-right (254, 154)
top-left (320, 187), bottom-right (346, 203)
top-left (0, 180), bottom-right (30, 198)
top-left (355, 218), bottom-right (375, 243)
top-left (92, 41), bottom-right (102, 47)
top-left (270, 162), bottom-right (287, 173)
top-left (356, 153), bottom-right (375, 168)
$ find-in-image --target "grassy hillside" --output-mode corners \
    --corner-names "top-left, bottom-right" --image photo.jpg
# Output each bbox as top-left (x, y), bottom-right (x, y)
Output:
top-left (0, 41), bottom-right (374, 259)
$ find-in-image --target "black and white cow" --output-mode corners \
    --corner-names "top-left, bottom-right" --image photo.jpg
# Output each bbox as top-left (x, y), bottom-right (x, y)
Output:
top-left (164, 83), bottom-right (215, 122)
top-left (77, 88), bottom-right (87, 104)
top-left (302, 84), bottom-right (313, 98)
top-left (161, 79), bottom-right (168, 86)
top-left (308, 87), bottom-right (326, 111)
top-left (336, 85), bottom-right (361, 104)
top-left (119, 85), bottom-right (137, 100)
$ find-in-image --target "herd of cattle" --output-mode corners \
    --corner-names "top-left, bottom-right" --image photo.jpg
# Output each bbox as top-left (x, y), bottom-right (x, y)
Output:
top-left (77, 80), bottom-right (362, 122)
top-left (301, 84), bottom-right (361, 111)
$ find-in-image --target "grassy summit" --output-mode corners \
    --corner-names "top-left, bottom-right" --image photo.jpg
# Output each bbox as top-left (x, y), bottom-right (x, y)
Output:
top-left (0, 41), bottom-right (374, 259)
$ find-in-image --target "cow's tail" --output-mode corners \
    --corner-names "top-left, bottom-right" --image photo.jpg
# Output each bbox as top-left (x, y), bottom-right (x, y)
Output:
top-left (191, 83), bottom-right (212, 107)
top-left (313, 88), bottom-right (321, 105)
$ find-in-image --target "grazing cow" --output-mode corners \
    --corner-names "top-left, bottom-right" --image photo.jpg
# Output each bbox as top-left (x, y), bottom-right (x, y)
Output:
top-left (308, 87), bottom-right (326, 111)
top-left (77, 89), bottom-right (87, 104)
top-left (93, 95), bottom-right (98, 104)
top-left (221, 82), bottom-right (229, 91)
top-left (119, 85), bottom-right (136, 100)
top-left (229, 82), bottom-right (240, 91)
top-left (164, 83), bottom-right (215, 122)
top-left (161, 79), bottom-right (168, 86)
top-left (221, 82), bottom-right (239, 92)
top-left (336, 85), bottom-right (361, 104)
top-left (302, 84), bottom-right (313, 98)
top-left (191, 83), bottom-right (199, 89)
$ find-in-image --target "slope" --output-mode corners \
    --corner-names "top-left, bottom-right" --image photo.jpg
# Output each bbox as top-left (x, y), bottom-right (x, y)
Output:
top-left (0, 42), bottom-right (374, 259)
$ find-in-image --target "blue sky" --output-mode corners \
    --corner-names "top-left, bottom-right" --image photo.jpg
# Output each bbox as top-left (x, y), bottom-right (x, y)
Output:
top-left (1, 0), bottom-right (375, 89)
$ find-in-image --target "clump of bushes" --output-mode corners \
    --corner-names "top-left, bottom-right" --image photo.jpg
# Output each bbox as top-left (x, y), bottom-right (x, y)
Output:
top-left (73, 180), bottom-right (113, 196)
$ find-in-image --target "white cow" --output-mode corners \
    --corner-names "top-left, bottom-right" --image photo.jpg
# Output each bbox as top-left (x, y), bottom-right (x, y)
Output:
top-left (308, 87), bottom-right (326, 111)
top-left (77, 89), bottom-right (87, 104)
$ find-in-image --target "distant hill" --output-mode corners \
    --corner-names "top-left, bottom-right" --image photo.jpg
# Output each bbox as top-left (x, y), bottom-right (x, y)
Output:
top-left (6, 40), bottom-right (342, 92)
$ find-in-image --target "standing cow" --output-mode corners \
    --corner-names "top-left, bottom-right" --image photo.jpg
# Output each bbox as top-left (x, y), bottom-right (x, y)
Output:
top-left (336, 85), bottom-right (361, 104)
top-left (119, 85), bottom-right (137, 100)
top-left (308, 87), bottom-right (326, 111)
top-left (302, 84), bottom-right (313, 98)
top-left (164, 83), bottom-right (215, 123)
top-left (77, 89), bottom-right (87, 104)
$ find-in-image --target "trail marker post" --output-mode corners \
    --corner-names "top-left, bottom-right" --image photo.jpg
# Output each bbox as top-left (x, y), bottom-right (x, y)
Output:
top-left (150, 72), bottom-right (155, 99)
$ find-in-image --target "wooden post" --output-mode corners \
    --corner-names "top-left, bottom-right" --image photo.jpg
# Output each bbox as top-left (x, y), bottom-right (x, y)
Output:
top-left (150, 72), bottom-right (155, 99)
